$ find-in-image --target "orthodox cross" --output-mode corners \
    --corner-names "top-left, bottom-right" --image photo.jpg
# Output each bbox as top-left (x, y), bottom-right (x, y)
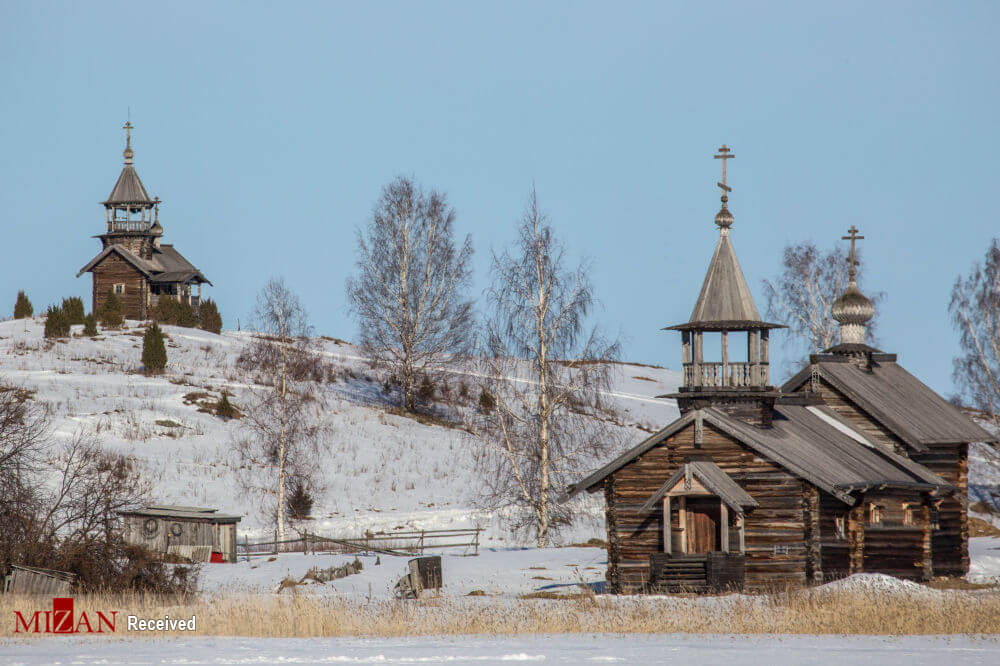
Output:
top-left (842, 225), bottom-right (864, 279)
top-left (123, 120), bottom-right (134, 149)
top-left (714, 145), bottom-right (735, 197)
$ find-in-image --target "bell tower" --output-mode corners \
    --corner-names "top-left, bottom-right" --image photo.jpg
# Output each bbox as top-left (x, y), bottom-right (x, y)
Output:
top-left (100, 121), bottom-right (160, 260)
top-left (665, 146), bottom-right (785, 424)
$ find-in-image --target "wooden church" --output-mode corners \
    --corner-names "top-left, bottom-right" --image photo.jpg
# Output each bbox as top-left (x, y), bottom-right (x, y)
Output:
top-left (77, 122), bottom-right (210, 320)
top-left (564, 147), bottom-right (995, 593)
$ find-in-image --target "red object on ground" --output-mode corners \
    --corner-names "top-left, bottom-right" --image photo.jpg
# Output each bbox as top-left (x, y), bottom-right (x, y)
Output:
top-left (209, 552), bottom-right (225, 563)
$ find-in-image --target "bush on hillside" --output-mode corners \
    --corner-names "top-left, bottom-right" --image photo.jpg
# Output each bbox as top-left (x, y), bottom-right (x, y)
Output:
top-left (142, 323), bottom-right (167, 374)
top-left (153, 298), bottom-right (198, 328)
top-left (98, 291), bottom-right (125, 328)
top-left (44, 306), bottom-right (70, 339)
top-left (287, 481), bottom-right (314, 520)
top-left (61, 297), bottom-right (86, 326)
top-left (479, 387), bottom-right (496, 413)
top-left (83, 313), bottom-right (98, 337)
top-left (13, 291), bottom-right (33, 319)
top-left (198, 299), bottom-right (223, 334)
top-left (215, 393), bottom-right (236, 419)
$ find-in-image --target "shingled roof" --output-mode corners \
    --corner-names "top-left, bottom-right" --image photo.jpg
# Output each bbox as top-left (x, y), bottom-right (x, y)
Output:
top-left (563, 403), bottom-right (951, 506)
top-left (666, 231), bottom-right (784, 331)
top-left (782, 357), bottom-right (997, 448)
top-left (77, 243), bottom-right (211, 285)
top-left (104, 164), bottom-right (153, 206)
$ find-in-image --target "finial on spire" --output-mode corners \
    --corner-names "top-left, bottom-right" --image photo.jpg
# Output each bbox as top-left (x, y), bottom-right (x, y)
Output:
top-left (122, 121), bottom-right (135, 165)
top-left (842, 225), bottom-right (864, 282)
top-left (831, 225), bottom-right (875, 346)
top-left (713, 145), bottom-right (735, 230)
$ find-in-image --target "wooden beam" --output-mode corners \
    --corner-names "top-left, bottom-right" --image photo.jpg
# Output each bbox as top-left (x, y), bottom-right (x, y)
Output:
top-left (720, 500), bottom-right (729, 553)
top-left (663, 496), bottom-right (672, 555)
top-left (679, 496), bottom-right (687, 555)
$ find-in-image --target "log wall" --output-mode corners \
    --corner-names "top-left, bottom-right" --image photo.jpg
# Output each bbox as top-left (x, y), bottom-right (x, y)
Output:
top-left (606, 422), bottom-right (809, 592)
top-left (911, 443), bottom-right (968, 576)
top-left (91, 253), bottom-right (148, 319)
top-left (798, 378), bottom-right (970, 577)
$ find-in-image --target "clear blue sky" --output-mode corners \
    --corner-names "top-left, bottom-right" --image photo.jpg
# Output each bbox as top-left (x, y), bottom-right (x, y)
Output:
top-left (2, 1), bottom-right (997, 395)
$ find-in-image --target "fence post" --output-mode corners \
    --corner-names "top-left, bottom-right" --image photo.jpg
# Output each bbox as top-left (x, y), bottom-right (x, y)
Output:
top-left (474, 528), bottom-right (480, 556)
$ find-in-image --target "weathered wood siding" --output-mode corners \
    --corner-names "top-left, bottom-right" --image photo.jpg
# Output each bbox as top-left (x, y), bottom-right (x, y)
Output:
top-left (818, 491), bottom-right (851, 581)
top-left (857, 491), bottom-right (930, 581)
top-left (605, 422), bottom-right (809, 592)
top-left (92, 253), bottom-right (147, 319)
top-left (799, 379), bottom-right (969, 577)
top-left (123, 515), bottom-right (238, 562)
top-left (911, 443), bottom-right (968, 576)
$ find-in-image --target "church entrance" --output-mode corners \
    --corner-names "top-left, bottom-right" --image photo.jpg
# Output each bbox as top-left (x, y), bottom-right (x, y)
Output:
top-left (685, 498), bottom-right (721, 554)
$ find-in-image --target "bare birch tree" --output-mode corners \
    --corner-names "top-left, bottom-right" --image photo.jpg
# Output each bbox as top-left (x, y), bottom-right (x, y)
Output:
top-left (950, 239), bottom-right (1000, 429)
top-left (347, 176), bottom-right (475, 412)
top-left (763, 242), bottom-right (882, 356)
top-left (470, 189), bottom-right (620, 547)
top-left (234, 278), bottom-right (326, 542)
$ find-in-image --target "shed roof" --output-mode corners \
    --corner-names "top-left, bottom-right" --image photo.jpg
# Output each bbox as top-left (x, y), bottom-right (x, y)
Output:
top-left (563, 403), bottom-right (951, 506)
top-left (119, 505), bottom-right (241, 523)
top-left (638, 459), bottom-right (759, 514)
top-left (782, 357), bottom-right (996, 447)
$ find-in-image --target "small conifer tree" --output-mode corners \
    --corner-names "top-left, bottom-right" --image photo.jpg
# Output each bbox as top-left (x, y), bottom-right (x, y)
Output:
top-left (478, 387), bottom-right (496, 413)
top-left (142, 323), bottom-right (167, 374)
top-left (215, 393), bottom-right (236, 419)
top-left (61, 296), bottom-right (86, 325)
top-left (199, 299), bottom-right (223, 334)
top-left (98, 291), bottom-right (125, 328)
top-left (44, 306), bottom-right (70, 339)
top-left (83, 313), bottom-right (98, 337)
top-left (286, 481), bottom-right (314, 520)
top-left (13, 291), bottom-right (33, 319)
top-left (417, 374), bottom-right (435, 403)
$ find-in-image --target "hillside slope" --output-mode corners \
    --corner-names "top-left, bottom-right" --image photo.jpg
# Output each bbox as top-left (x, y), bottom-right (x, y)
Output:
top-left (0, 318), bottom-right (680, 546)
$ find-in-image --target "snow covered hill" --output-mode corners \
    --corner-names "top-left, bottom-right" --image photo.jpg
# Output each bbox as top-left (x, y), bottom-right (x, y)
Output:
top-left (0, 318), bottom-right (680, 547)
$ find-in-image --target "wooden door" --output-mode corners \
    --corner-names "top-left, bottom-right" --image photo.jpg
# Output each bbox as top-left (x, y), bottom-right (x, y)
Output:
top-left (686, 498), bottom-right (720, 553)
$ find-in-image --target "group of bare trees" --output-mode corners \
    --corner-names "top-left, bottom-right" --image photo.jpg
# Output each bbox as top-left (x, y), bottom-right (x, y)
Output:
top-left (343, 180), bottom-right (621, 545)
top-left (0, 386), bottom-right (165, 590)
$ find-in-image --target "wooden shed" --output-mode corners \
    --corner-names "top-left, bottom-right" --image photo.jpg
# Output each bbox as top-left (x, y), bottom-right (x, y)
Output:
top-left (119, 505), bottom-right (241, 563)
top-left (3, 565), bottom-right (76, 595)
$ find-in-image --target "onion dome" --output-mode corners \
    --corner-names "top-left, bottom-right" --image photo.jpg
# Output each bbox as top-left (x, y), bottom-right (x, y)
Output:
top-left (832, 226), bottom-right (874, 345)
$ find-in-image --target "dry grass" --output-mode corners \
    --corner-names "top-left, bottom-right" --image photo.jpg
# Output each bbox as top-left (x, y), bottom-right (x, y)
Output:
top-left (970, 515), bottom-right (1000, 538)
top-left (3, 587), bottom-right (1000, 638)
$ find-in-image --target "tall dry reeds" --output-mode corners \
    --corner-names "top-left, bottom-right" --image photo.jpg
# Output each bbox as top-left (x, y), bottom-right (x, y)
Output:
top-left (2, 587), bottom-right (999, 638)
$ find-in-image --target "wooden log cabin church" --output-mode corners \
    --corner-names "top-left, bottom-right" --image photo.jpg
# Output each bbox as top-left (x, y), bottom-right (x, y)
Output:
top-left (77, 122), bottom-right (210, 319)
top-left (564, 146), bottom-right (995, 593)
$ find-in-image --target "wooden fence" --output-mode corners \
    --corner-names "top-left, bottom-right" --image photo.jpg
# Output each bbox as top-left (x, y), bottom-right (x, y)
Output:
top-left (237, 527), bottom-right (481, 559)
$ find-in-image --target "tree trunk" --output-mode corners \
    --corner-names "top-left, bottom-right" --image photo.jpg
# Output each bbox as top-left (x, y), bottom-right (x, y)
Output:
top-left (277, 339), bottom-right (287, 543)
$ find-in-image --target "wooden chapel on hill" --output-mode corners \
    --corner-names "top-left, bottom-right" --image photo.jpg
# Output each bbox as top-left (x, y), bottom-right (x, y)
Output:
top-left (564, 147), bottom-right (994, 593)
top-left (77, 122), bottom-right (211, 320)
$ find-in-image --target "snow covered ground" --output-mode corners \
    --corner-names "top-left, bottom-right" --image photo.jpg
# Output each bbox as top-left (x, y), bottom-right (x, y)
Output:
top-left (0, 317), bottom-right (679, 547)
top-left (3, 316), bottom-right (1000, 595)
top-left (5, 634), bottom-right (1000, 665)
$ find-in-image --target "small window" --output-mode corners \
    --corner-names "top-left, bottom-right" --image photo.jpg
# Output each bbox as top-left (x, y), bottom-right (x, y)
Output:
top-left (868, 503), bottom-right (883, 525)
top-left (834, 516), bottom-right (846, 540)
top-left (114, 283), bottom-right (126, 295)
top-left (930, 507), bottom-right (941, 531)
top-left (902, 503), bottom-right (916, 527)
top-left (773, 544), bottom-right (789, 555)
